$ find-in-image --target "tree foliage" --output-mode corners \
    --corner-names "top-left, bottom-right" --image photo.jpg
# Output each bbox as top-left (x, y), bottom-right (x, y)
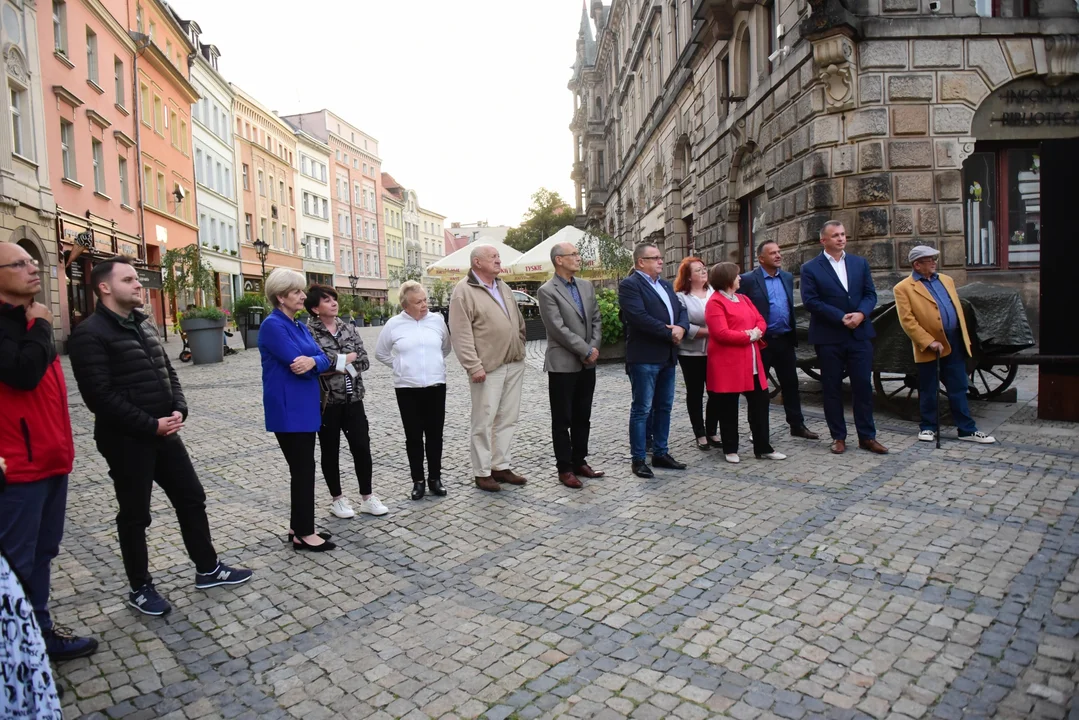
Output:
top-left (579, 230), bottom-right (633, 280)
top-left (504, 188), bottom-right (578, 252)
top-left (430, 279), bottom-right (452, 307)
top-left (162, 245), bottom-right (216, 308)
top-left (388, 263), bottom-right (424, 285)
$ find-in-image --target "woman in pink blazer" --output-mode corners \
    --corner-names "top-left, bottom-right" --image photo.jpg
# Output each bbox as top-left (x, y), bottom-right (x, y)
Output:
top-left (705, 262), bottom-right (786, 464)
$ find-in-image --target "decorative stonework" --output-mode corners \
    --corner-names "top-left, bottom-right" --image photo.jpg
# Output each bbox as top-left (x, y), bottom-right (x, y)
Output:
top-left (1045, 35), bottom-right (1079, 86)
top-left (956, 137), bottom-right (976, 164)
top-left (5, 44), bottom-right (28, 83)
top-left (812, 35), bottom-right (856, 112)
top-left (0, 196), bottom-right (18, 215)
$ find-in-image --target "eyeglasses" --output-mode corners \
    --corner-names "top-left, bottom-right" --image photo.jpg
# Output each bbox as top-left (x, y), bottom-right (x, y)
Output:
top-left (639, 256), bottom-right (663, 262)
top-left (556, 252), bottom-right (581, 258)
top-left (0, 258), bottom-right (39, 271)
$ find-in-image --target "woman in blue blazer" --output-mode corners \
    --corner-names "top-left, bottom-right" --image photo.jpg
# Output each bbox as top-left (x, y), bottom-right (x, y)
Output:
top-left (259, 269), bottom-right (337, 552)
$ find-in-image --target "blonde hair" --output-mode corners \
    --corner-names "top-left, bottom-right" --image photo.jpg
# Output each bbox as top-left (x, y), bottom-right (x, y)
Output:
top-left (399, 280), bottom-right (425, 306)
top-left (264, 268), bottom-right (306, 307)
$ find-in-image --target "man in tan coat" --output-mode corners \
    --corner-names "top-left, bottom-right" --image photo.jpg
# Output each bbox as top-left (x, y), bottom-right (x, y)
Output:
top-left (449, 245), bottom-right (528, 491)
top-left (893, 245), bottom-right (995, 444)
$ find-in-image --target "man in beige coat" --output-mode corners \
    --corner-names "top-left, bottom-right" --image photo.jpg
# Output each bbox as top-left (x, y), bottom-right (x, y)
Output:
top-left (893, 245), bottom-right (995, 444)
top-left (449, 245), bottom-right (528, 491)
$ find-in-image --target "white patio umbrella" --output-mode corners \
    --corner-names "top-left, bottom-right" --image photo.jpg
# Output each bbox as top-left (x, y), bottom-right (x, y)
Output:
top-left (424, 240), bottom-right (522, 281)
top-left (507, 226), bottom-right (628, 278)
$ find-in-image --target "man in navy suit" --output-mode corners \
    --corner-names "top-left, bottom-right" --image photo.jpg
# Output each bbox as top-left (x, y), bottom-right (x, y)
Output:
top-left (800, 221), bottom-right (888, 455)
top-left (738, 241), bottom-right (819, 440)
top-left (618, 242), bottom-right (690, 478)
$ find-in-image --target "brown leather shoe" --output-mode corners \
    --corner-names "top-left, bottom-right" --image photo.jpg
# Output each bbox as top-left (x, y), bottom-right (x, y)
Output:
top-left (574, 464), bottom-right (605, 479)
top-left (559, 471), bottom-right (583, 489)
top-left (475, 476), bottom-right (501, 492)
top-left (491, 468), bottom-right (527, 485)
top-left (791, 426), bottom-right (820, 440)
top-left (830, 439), bottom-right (846, 454)
top-left (859, 438), bottom-right (889, 454)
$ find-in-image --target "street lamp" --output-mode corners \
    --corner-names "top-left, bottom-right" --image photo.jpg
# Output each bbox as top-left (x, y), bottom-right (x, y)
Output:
top-left (348, 274), bottom-right (359, 297)
top-left (253, 238), bottom-right (269, 280)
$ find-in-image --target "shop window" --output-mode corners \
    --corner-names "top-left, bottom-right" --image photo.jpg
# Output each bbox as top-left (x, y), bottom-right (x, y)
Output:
top-left (963, 145), bottom-right (1040, 269)
top-left (738, 191), bottom-right (766, 271)
top-left (974, 0), bottom-right (1029, 16)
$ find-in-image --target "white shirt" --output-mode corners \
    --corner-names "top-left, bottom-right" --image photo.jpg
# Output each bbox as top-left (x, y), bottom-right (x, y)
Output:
top-left (824, 250), bottom-right (849, 292)
top-left (375, 311), bottom-right (452, 388)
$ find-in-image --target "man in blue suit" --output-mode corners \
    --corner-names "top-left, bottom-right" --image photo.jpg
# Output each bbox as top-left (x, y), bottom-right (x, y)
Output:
top-left (618, 242), bottom-right (690, 478)
top-left (800, 221), bottom-right (888, 455)
top-left (738, 241), bottom-right (819, 440)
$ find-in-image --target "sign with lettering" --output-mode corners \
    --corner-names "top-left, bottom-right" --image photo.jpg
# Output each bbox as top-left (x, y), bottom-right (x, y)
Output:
top-left (972, 78), bottom-right (1079, 141)
top-left (136, 267), bottom-right (162, 289)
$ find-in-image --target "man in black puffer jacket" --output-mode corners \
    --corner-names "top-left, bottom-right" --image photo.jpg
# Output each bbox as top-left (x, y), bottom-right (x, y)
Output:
top-left (68, 256), bottom-right (251, 617)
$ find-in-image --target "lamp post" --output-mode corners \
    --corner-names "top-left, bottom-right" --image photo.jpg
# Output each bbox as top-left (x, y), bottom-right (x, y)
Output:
top-left (253, 238), bottom-right (269, 282)
top-left (348, 274), bottom-right (358, 296)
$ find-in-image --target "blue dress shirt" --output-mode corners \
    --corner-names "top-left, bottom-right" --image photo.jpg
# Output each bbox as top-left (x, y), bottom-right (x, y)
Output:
top-left (759, 266), bottom-right (791, 335)
top-left (912, 271), bottom-right (958, 332)
top-left (635, 270), bottom-right (674, 323)
top-left (556, 274), bottom-right (585, 317)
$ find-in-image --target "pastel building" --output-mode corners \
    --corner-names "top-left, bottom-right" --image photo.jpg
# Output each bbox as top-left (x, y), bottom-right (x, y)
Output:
top-left (281, 110), bottom-right (386, 303)
top-left (233, 84), bottom-right (300, 293)
top-left (419, 201), bottom-right (446, 292)
top-left (127, 0), bottom-right (198, 325)
top-left (381, 172), bottom-right (405, 299)
top-left (284, 118), bottom-right (335, 288)
top-left (173, 10), bottom-right (241, 310)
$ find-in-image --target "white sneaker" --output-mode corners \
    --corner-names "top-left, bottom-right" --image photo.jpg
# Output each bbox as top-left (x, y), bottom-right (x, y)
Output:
top-left (959, 431), bottom-right (996, 444)
top-left (757, 452), bottom-right (787, 460)
top-left (725, 453), bottom-right (741, 464)
top-left (329, 497), bottom-right (355, 519)
top-left (918, 430), bottom-right (937, 442)
top-left (359, 496), bottom-right (389, 516)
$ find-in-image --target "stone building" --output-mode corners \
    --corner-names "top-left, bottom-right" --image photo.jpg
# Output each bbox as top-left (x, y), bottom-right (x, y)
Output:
top-left (569, 0), bottom-right (1079, 327)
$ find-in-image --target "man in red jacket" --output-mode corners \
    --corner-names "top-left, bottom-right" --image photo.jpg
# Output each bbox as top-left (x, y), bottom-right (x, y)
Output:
top-left (0, 242), bottom-right (97, 661)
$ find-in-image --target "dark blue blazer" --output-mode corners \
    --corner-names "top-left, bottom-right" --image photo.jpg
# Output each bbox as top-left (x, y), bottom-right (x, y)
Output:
top-left (799, 252), bottom-right (878, 345)
top-left (618, 271), bottom-right (689, 366)
top-left (258, 309), bottom-right (332, 433)
top-left (738, 267), bottom-right (796, 344)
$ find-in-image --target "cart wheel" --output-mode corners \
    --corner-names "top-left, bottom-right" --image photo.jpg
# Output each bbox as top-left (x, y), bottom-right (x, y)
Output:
top-left (967, 362), bottom-right (1017, 400)
top-left (802, 366), bottom-right (822, 382)
top-left (179, 350), bottom-right (192, 363)
top-left (874, 371), bottom-right (951, 420)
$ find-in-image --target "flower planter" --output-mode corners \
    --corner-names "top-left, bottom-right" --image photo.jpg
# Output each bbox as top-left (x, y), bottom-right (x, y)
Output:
top-left (597, 339), bottom-right (626, 364)
top-left (180, 317), bottom-right (226, 364)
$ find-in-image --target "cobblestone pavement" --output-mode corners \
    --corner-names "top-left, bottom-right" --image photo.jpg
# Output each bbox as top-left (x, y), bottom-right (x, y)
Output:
top-left (50, 328), bottom-right (1078, 720)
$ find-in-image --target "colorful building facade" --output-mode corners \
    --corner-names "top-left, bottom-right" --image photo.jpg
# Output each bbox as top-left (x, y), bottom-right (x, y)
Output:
top-left (381, 172), bottom-right (405, 301)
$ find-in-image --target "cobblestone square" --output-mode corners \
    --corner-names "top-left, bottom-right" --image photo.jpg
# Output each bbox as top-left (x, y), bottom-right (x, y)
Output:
top-left (51, 329), bottom-right (1078, 719)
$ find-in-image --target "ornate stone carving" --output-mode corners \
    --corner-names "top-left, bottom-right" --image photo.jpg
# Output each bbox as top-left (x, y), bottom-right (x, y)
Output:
top-left (0, 196), bottom-right (18, 215)
top-left (957, 138), bottom-right (976, 164)
top-left (1045, 35), bottom-right (1079, 86)
top-left (812, 34), bottom-right (856, 112)
top-left (5, 44), bottom-right (28, 83)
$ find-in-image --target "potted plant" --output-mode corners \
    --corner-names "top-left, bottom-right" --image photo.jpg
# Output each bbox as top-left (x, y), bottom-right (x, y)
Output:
top-left (212, 244), bottom-right (221, 252)
top-left (595, 288), bottom-right (626, 362)
top-left (233, 293), bottom-right (269, 349)
top-left (230, 249), bottom-right (238, 256)
top-left (163, 246), bottom-right (225, 365)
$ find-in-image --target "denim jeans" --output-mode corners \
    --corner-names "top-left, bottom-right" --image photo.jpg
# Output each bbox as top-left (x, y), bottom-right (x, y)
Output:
top-left (918, 330), bottom-right (977, 435)
top-left (0, 475), bottom-right (67, 631)
top-left (628, 362), bottom-right (676, 461)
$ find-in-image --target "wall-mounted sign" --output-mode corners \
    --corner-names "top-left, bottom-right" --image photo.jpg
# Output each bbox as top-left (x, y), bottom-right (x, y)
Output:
top-left (74, 231), bottom-right (93, 247)
top-left (972, 78), bottom-right (1079, 141)
top-left (136, 268), bottom-right (162, 289)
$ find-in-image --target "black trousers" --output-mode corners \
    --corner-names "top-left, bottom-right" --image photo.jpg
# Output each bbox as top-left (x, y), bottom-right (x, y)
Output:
top-left (710, 375), bottom-right (774, 456)
top-left (760, 332), bottom-right (806, 430)
top-left (318, 401), bottom-right (373, 498)
top-left (395, 384), bottom-right (447, 484)
top-left (97, 433), bottom-right (217, 590)
top-left (677, 355), bottom-right (720, 438)
top-left (548, 368), bottom-right (596, 472)
top-left (275, 432), bottom-right (317, 537)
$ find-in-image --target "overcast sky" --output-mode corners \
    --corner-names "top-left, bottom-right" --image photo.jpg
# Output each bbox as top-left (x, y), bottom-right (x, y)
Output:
top-left (170, 0), bottom-right (587, 228)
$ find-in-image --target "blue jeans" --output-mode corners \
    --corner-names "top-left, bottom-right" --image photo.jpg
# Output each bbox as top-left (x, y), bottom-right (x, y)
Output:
top-left (918, 331), bottom-right (977, 435)
top-left (628, 363), bottom-right (676, 461)
top-left (0, 475), bottom-right (67, 631)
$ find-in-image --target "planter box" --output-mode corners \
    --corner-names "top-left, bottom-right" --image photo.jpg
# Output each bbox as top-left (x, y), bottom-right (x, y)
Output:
top-left (597, 339), bottom-right (626, 364)
top-left (180, 317), bottom-right (226, 365)
top-left (524, 317), bottom-right (547, 341)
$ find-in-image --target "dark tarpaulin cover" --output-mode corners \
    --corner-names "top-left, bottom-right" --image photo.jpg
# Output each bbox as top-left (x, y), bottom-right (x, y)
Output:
top-left (789, 282), bottom-right (1034, 373)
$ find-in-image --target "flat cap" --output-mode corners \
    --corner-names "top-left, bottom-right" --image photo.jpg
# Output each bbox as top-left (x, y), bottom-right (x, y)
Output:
top-left (908, 245), bottom-right (940, 263)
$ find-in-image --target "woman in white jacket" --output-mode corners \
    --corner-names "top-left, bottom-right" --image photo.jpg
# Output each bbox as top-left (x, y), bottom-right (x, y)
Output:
top-left (375, 281), bottom-right (452, 500)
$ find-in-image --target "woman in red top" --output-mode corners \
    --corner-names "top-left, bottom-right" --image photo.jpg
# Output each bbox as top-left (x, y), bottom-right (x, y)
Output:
top-left (704, 262), bottom-right (786, 464)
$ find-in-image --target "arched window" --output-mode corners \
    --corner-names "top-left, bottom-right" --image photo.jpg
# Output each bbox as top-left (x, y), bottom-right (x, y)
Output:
top-left (736, 25), bottom-right (752, 98)
top-left (595, 96), bottom-right (603, 119)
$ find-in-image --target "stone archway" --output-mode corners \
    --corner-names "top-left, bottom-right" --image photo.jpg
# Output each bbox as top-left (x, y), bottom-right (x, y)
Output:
top-left (8, 226), bottom-right (49, 306)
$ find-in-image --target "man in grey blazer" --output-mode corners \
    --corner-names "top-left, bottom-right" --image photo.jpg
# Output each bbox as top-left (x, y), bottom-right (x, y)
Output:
top-left (538, 241), bottom-right (605, 488)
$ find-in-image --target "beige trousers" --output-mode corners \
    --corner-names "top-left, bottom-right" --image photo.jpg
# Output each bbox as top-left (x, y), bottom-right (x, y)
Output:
top-left (469, 360), bottom-right (525, 477)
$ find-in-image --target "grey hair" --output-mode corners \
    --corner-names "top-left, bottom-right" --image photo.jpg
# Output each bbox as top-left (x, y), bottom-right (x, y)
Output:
top-left (264, 268), bottom-right (306, 308)
top-left (819, 220), bottom-right (845, 239)
top-left (756, 240), bottom-right (779, 257)
top-left (469, 244), bottom-right (496, 263)
top-left (398, 280), bottom-right (425, 306)
top-left (633, 242), bottom-right (658, 263)
top-left (549, 242), bottom-right (575, 264)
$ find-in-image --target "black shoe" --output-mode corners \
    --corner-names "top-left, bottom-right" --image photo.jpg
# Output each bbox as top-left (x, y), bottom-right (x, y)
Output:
top-left (292, 535), bottom-right (336, 552)
top-left (285, 531), bottom-right (331, 544)
top-left (652, 453), bottom-right (686, 470)
top-left (696, 439), bottom-right (711, 451)
top-left (428, 478), bottom-right (447, 496)
top-left (631, 460), bottom-right (654, 478)
top-left (790, 425), bottom-right (820, 440)
top-left (411, 481), bottom-right (426, 500)
top-left (42, 626), bottom-right (99, 661)
top-left (708, 438), bottom-right (723, 449)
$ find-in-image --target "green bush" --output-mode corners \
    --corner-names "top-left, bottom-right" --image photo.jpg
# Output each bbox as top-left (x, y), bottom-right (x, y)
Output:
top-left (596, 289), bottom-right (623, 347)
top-left (233, 293), bottom-right (268, 319)
top-left (179, 306), bottom-right (225, 321)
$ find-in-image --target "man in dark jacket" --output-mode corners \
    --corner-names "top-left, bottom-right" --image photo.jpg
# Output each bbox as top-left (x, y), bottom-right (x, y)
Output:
top-left (68, 256), bottom-right (251, 617)
top-left (0, 242), bottom-right (97, 661)
top-left (618, 242), bottom-right (690, 478)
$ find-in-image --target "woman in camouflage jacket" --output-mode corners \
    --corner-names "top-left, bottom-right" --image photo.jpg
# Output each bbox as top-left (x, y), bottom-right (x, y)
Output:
top-left (305, 285), bottom-right (388, 519)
